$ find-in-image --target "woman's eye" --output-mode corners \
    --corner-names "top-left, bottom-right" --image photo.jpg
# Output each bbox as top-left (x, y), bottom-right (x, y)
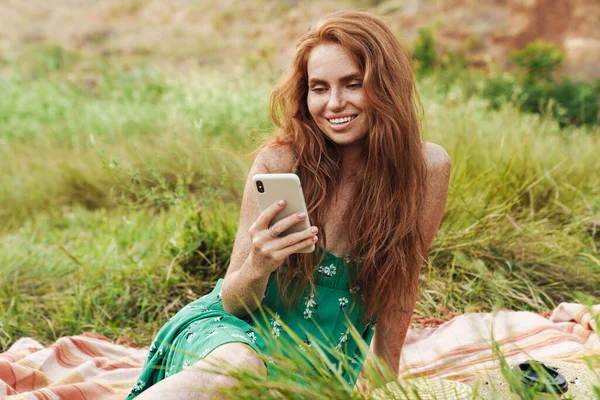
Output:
top-left (311, 87), bottom-right (327, 94)
top-left (348, 83), bottom-right (362, 89)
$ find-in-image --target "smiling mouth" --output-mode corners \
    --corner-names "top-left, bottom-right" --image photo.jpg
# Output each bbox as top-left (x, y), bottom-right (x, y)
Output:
top-left (327, 115), bottom-right (357, 125)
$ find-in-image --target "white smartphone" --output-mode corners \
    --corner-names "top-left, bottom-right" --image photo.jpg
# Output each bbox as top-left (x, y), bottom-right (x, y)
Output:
top-left (252, 173), bottom-right (315, 254)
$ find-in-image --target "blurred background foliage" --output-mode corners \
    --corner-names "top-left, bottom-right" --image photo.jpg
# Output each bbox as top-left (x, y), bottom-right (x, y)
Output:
top-left (414, 27), bottom-right (600, 126)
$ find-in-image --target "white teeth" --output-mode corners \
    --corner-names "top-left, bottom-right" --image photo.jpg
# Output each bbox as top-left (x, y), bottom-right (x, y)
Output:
top-left (329, 115), bottom-right (356, 124)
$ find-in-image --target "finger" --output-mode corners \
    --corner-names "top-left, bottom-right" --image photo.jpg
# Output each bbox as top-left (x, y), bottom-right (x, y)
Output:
top-left (269, 211), bottom-right (308, 237)
top-left (269, 226), bottom-right (318, 251)
top-left (272, 235), bottom-right (318, 259)
top-left (253, 200), bottom-right (285, 230)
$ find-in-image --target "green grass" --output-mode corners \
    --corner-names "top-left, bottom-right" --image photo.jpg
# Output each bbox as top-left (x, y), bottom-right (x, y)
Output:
top-left (0, 53), bottom-right (274, 231)
top-left (0, 46), bottom-right (599, 398)
top-left (415, 80), bottom-right (600, 315)
top-left (0, 199), bottom-right (239, 349)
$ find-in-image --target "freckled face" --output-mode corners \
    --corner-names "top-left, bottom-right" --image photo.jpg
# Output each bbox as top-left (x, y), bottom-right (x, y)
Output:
top-left (306, 43), bottom-right (368, 147)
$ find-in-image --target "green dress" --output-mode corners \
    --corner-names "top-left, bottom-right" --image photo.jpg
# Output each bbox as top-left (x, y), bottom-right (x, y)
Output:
top-left (126, 250), bottom-right (375, 399)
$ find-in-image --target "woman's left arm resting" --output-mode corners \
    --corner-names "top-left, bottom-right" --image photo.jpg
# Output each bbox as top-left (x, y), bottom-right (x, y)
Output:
top-left (372, 142), bottom-right (451, 376)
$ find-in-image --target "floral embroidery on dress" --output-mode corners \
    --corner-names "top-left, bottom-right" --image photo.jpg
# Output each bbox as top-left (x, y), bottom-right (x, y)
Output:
top-left (299, 336), bottom-right (312, 352)
top-left (184, 303), bottom-right (211, 313)
top-left (230, 333), bottom-right (251, 341)
top-left (213, 316), bottom-right (223, 322)
top-left (130, 380), bottom-right (146, 394)
top-left (270, 313), bottom-right (282, 338)
top-left (156, 346), bottom-right (166, 360)
top-left (350, 285), bottom-right (360, 294)
top-left (189, 321), bottom-right (201, 329)
top-left (205, 330), bottom-right (218, 339)
top-left (184, 329), bottom-right (196, 343)
top-left (303, 292), bottom-right (318, 319)
top-left (318, 264), bottom-right (337, 277)
top-left (335, 328), bottom-right (350, 351)
top-left (186, 305), bottom-right (210, 314)
top-left (165, 365), bottom-right (176, 377)
top-left (183, 359), bottom-right (192, 369)
top-left (199, 349), bottom-right (210, 359)
top-left (338, 297), bottom-right (349, 310)
top-left (246, 331), bottom-right (257, 343)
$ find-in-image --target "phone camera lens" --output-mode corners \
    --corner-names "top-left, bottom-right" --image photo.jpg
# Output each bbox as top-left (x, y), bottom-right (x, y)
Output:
top-left (256, 180), bottom-right (264, 193)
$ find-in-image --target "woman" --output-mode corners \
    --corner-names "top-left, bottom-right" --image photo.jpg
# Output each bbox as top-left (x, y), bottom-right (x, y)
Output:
top-left (128, 10), bottom-right (450, 399)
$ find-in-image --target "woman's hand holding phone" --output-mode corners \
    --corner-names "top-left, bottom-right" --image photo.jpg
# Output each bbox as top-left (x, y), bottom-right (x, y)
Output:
top-left (247, 199), bottom-right (318, 275)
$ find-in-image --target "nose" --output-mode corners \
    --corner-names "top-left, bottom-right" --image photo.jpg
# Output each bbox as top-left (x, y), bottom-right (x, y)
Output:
top-left (328, 88), bottom-right (346, 111)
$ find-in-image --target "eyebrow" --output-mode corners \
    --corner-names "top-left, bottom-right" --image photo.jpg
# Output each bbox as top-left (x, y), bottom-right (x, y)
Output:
top-left (308, 73), bottom-right (363, 86)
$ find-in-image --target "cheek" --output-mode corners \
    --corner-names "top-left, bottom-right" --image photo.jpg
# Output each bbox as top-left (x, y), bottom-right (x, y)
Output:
top-left (307, 96), bottom-right (323, 120)
top-left (352, 91), bottom-right (367, 110)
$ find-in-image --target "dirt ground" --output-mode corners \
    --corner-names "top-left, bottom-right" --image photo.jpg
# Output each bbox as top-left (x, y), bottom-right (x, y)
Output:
top-left (1, 0), bottom-right (598, 78)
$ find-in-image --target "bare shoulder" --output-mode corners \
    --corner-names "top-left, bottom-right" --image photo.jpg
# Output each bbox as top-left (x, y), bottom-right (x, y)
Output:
top-left (253, 142), bottom-right (296, 174)
top-left (419, 142), bottom-right (451, 249)
top-left (422, 142), bottom-right (451, 170)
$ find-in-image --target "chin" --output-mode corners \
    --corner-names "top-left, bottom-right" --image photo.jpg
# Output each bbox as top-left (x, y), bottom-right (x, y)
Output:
top-left (325, 132), bottom-right (367, 147)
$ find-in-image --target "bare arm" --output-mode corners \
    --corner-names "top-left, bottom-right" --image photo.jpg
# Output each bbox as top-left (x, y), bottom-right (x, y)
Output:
top-left (221, 145), bottom-right (318, 317)
top-left (371, 142), bottom-right (451, 376)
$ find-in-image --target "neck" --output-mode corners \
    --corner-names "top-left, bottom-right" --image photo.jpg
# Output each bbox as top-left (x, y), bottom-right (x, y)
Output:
top-left (339, 141), bottom-right (365, 181)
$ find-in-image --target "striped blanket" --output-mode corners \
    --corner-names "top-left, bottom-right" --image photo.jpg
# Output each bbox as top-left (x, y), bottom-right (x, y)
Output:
top-left (399, 302), bottom-right (600, 381)
top-left (1, 302), bottom-right (598, 399)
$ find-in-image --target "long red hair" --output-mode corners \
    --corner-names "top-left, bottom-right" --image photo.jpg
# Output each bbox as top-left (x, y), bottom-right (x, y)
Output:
top-left (269, 11), bottom-right (427, 322)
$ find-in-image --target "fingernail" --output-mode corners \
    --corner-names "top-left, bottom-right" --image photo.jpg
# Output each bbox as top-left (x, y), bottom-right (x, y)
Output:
top-left (278, 200), bottom-right (285, 206)
top-left (313, 236), bottom-right (318, 242)
top-left (297, 212), bottom-right (306, 218)
top-left (311, 227), bottom-right (318, 233)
